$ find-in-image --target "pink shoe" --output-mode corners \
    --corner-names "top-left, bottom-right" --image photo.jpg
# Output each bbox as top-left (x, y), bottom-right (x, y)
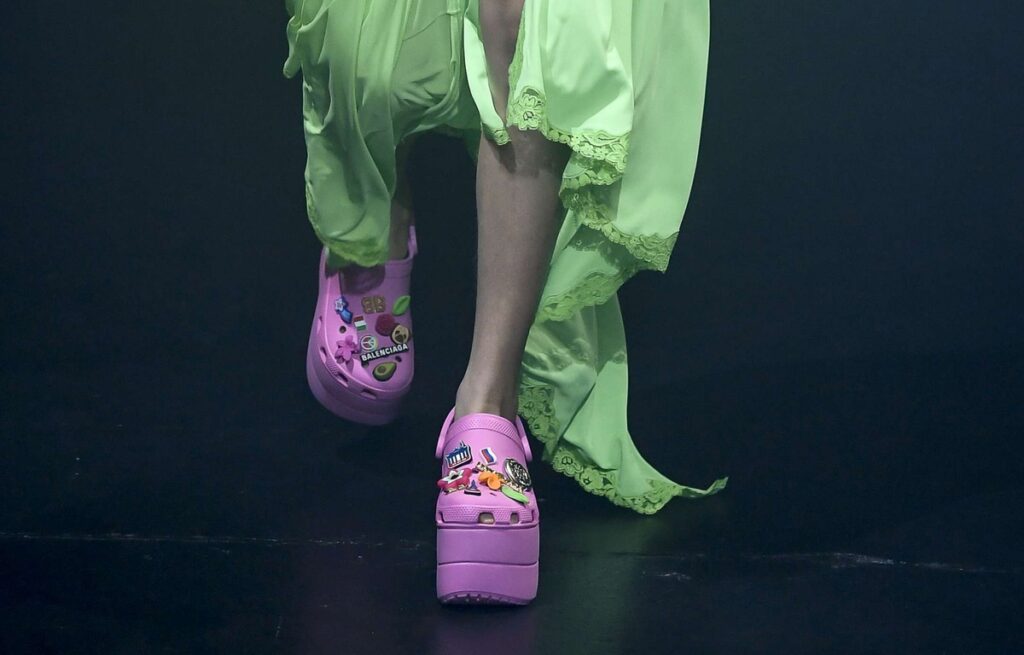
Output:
top-left (434, 409), bottom-right (540, 605)
top-left (305, 228), bottom-right (417, 426)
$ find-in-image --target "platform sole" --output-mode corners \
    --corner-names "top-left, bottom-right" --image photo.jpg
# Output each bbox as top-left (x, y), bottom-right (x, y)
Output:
top-left (436, 524), bottom-right (539, 604)
top-left (437, 562), bottom-right (539, 605)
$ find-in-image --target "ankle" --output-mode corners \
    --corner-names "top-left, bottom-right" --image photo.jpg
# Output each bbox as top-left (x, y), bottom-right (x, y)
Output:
top-left (388, 223), bottom-right (409, 260)
top-left (454, 377), bottom-right (518, 422)
top-left (388, 198), bottom-right (412, 260)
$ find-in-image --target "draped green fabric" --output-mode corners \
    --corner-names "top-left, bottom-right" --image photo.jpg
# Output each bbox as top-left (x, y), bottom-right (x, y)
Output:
top-left (283, 0), bottom-right (728, 514)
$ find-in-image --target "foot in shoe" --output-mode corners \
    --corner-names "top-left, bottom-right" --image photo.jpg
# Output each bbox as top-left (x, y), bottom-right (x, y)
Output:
top-left (305, 227), bottom-right (418, 426)
top-left (434, 408), bottom-right (539, 605)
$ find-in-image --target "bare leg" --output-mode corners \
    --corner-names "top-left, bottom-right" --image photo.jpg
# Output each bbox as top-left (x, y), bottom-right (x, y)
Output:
top-left (388, 139), bottom-right (415, 260)
top-left (454, 0), bottom-right (570, 421)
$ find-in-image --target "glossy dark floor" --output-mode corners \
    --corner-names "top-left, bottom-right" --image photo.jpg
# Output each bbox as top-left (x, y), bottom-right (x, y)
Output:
top-left (3, 2), bottom-right (1024, 654)
top-left (3, 344), bottom-right (1023, 655)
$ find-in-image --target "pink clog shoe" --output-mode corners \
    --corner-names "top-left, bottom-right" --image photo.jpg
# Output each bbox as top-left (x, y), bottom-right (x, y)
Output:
top-left (434, 409), bottom-right (540, 604)
top-left (305, 228), bottom-right (417, 426)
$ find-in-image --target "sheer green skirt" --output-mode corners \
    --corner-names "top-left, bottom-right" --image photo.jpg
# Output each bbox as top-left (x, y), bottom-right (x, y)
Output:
top-left (283, 0), bottom-right (728, 514)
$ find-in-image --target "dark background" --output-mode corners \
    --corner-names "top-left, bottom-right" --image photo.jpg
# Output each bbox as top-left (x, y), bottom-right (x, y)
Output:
top-left (1, 1), bottom-right (1022, 653)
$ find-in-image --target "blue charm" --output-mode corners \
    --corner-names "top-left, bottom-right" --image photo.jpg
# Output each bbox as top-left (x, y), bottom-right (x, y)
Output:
top-left (335, 297), bottom-right (353, 324)
top-left (445, 441), bottom-right (472, 469)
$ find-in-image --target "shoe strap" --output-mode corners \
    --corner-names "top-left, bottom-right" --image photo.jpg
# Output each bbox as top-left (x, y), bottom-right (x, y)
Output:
top-left (434, 408), bottom-right (532, 463)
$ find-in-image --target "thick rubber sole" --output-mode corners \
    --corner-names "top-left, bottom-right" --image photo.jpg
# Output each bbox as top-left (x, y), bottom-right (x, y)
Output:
top-left (436, 524), bottom-right (539, 605)
top-left (305, 327), bottom-right (403, 426)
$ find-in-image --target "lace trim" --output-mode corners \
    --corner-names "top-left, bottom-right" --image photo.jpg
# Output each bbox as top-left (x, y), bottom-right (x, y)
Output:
top-left (518, 383), bottom-right (729, 515)
top-left (485, 88), bottom-right (628, 189)
top-left (535, 269), bottom-right (633, 323)
top-left (496, 20), bottom-right (727, 514)
top-left (562, 187), bottom-right (679, 271)
top-left (480, 79), bottom-right (679, 319)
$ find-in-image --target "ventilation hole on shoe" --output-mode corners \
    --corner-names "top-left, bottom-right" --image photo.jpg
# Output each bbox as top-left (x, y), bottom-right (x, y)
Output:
top-left (509, 513), bottom-right (519, 524)
top-left (360, 388), bottom-right (377, 399)
top-left (395, 356), bottom-right (402, 362)
top-left (318, 347), bottom-right (327, 364)
top-left (317, 316), bottom-right (323, 331)
top-left (334, 370), bottom-right (349, 387)
top-left (478, 512), bottom-right (495, 525)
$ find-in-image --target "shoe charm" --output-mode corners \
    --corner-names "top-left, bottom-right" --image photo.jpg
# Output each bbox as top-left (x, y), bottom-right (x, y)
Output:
top-left (334, 297), bottom-right (353, 324)
top-left (372, 361), bottom-right (397, 381)
top-left (334, 335), bottom-right (358, 363)
top-left (500, 485), bottom-right (529, 505)
top-left (480, 448), bottom-right (497, 465)
top-left (477, 469), bottom-right (503, 491)
top-left (362, 295), bottom-right (386, 314)
top-left (375, 313), bottom-right (397, 337)
top-left (392, 295), bottom-right (411, 316)
top-left (475, 463), bottom-right (530, 505)
top-left (503, 458), bottom-right (532, 491)
top-left (391, 324), bottom-right (411, 345)
top-left (438, 468), bottom-right (473, 493)
top-left (444, 441), bottom-right (473, 469)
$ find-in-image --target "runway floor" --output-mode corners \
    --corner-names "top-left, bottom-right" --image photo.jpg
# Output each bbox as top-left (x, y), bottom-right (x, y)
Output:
top-left (2, 346), bottom-right (1021, 654)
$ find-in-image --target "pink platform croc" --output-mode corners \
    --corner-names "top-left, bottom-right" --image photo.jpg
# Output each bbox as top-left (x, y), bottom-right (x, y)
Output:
top-left (305, 227), bottom-right (417, 426)
top-left (434, 409), bottom-right (540, 605)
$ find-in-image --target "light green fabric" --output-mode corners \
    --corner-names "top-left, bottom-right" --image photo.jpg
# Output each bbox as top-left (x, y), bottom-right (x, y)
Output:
top-left (283, 0), bottom-right (728, 514)
top-left (283, 0), bottom-right (478, 268)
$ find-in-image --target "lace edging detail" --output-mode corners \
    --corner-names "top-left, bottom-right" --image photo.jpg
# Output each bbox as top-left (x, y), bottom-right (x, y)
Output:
top-left (486, 86), bottom-right (628, 185)
top-left (535, 269), bottom-right (633, 323)
top-left (518, 383), bottom-right (729, 515)
top-left (481, 81), bottom-right (680, 321)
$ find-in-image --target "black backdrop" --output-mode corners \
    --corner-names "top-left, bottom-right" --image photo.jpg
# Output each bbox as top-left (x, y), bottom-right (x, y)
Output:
top-left (2, 0), bottom-right (1023, 579)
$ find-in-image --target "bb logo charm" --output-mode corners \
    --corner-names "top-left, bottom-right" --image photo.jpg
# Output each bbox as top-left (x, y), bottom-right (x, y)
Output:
top-left (445, 441), bottom-right (472, 469)
top-left (361, 295), bottom-right (386, 314)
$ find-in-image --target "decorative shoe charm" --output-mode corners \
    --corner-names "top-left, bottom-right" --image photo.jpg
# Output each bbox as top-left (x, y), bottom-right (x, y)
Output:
top-left (444, 441), bottom-right (472, 469)
top-left (334, 336), bottom-right (358, 363)
top-left (434, 409), bottom-right (539, 605)
top-left (503, 458), bottom-right (532, 491)
top-left (474, 463), bottom-right (529, 504)
top-left (334, 296), bottom-right (353, 324)
top-left (305, 227), bottom-right (418, 425)
top-left (437, 467), bottom-right (474, 493)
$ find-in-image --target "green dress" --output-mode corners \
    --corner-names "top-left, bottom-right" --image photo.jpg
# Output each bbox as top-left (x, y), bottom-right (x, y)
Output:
top-left (283, 0), bottom-right (728, 514)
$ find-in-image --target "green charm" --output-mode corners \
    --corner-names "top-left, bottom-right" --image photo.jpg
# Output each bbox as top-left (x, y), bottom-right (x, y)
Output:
top-left (391, 295), bottom-right (411, 316)
top-left (500, 485), bottom-right (529, 505)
